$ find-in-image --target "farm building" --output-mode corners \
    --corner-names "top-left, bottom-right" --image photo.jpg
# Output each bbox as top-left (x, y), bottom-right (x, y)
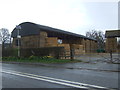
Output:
top-left (105, 30), bottom-right (120, 53)
top-left (11, 22), bottom-right (97, 59)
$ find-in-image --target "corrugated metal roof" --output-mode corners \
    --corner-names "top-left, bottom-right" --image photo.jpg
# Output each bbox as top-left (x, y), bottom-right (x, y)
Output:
top-left (11, 22), bottom-right (96, 41)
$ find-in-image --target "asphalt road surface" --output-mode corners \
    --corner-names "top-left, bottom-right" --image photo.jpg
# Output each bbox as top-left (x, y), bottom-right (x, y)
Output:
top-left (1, 63), bottom-right (119, 89)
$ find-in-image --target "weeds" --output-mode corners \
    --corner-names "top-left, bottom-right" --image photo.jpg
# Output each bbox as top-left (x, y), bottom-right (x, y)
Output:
top-left (2, 56), bottom-right (81, 63)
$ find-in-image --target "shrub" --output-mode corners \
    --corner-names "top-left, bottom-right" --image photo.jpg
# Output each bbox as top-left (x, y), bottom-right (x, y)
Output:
top-left (97, 49), bottom-right (105, 53)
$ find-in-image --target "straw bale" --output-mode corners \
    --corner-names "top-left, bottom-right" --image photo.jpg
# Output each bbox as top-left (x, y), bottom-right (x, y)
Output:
top-left (45, 37), bottom-right (58, 46)
top-left (58, 44), bottom-right (70, 50)
top-left (105, 37), bottom-right (117, 52)
top-left (40, 31), bottom-right (47, 37)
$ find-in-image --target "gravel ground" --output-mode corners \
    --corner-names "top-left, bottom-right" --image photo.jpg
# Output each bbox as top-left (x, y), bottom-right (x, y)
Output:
top-left (75, 53), bottom-right (120, 64)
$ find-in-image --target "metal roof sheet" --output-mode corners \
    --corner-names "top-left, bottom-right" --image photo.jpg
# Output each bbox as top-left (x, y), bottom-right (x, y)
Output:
top-left (11, 22), bottom-right (96, 41)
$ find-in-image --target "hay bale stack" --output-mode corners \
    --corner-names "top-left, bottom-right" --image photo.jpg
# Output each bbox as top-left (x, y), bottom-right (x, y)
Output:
top-left (71, 44), bottom-right (85, 55)
top-left (106, 38), bottom-right (117, 52)
top-left (22, 35), bottom-right (39, 48)
top-left (85, 40), bottom-right (91, 53)
top-left (45, 37), bottom-right (58, 47)
top-left (58, 44), bottom-right (70, 50)
top-left (39, 31), bottom-right (47, 47)
top-left (58, 44), bottom-right (70, 59)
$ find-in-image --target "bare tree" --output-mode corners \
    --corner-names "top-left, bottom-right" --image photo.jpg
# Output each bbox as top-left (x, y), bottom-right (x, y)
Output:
top-left (0, 28), bottom-right (11, 48)
top-left (86, 30), bottom-right (105, 50)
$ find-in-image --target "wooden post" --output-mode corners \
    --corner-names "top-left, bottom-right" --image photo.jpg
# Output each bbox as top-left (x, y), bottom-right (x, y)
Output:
top-left (70, 44), bottom-right (74, 60)
top-left (110, 50), bottom-right (113, 63)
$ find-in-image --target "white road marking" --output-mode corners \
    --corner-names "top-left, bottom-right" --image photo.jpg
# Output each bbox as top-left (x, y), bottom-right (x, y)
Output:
top-left (2, 70), bottom-right (88, 89)
top-left (2, 69), bottom-right (109, 89)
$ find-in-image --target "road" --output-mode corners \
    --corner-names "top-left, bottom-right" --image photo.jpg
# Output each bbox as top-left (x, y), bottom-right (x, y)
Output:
top-left (1, 63), bottom-right (119, 89)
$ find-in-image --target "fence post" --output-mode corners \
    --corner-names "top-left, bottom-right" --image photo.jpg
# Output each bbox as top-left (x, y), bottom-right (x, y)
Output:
top-left (109, 50), bottom-right (113, 63)
top-left (70, 49), bottom-right (74, 60)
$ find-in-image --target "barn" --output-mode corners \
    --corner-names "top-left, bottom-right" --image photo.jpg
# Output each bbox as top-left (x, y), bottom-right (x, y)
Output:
top-left (105, 30), bottom-right (120, 53)
top-left (11, 22), bottom-right (97, 59)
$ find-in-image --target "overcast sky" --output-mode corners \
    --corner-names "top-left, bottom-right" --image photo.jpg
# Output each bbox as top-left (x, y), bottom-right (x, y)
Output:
top-left (0, 0), bottom-right (119, 35)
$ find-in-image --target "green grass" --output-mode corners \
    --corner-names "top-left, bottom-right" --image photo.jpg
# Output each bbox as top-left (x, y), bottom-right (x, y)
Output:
top-left (2, 57), bottom-right (82, 64)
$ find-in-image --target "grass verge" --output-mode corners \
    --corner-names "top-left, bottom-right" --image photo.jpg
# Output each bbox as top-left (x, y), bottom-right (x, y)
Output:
top-left (2, 57), bottom-right (82, 64)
